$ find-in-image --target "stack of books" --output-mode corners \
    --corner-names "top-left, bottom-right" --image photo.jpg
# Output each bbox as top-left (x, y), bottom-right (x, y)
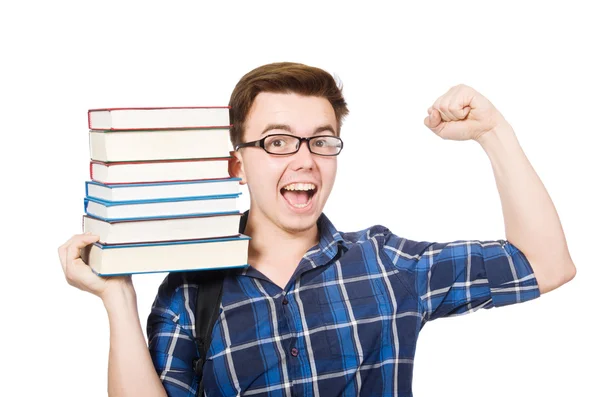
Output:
top-left (80, 107), bottom-right (250, 276)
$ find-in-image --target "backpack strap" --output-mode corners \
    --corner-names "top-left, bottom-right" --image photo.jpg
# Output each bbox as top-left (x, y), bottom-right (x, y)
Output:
top-left (192, 269), bottom-right (229, 396)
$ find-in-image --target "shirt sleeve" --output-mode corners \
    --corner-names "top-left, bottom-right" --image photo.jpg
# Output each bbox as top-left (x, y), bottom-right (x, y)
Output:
top-left (383, 233), bottom-right (541, 322)
top-left (146, 273), bottom-right (200, 397)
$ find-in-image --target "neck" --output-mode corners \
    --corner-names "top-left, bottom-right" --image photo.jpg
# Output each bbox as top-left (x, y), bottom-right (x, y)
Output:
top-left (243, 209), bottom-right (320, 288)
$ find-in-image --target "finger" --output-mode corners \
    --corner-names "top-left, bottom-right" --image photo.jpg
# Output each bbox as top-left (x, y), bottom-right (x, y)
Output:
top-left (58, 245), bottom-right (68, 273)
top-left (432, 96), bottom-right (453, 122)
top-left (437, 119), bottom-right (480, 141)
top-left (60, 233), bottom-right (91, 252)
top-left (448, 89), bottom-right (474, 120)
top-left (424, 109), bottom-right (442, 130)
top-left (444, 93), bottom-right (461, 119)
top-left (64, 236), bottom-right (100, 287)
top-left (65, 234), bottom-right (100, 264)
top-left (65, 257), bottom-right (101, 292)
top-left (453, 106), bottom-right (471, 120)
top-left (59, 235), bottom-right (78, 273)
top-left (447, 96), bottom-right (470, 120)
top-left (455, 84), bottom-right (488, 111)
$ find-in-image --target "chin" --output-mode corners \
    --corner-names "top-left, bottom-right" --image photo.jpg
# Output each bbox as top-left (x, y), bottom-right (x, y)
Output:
top-left (274, 203), bottom-right (321, 235)
top-left (278, 213), bottom-right (320, 234)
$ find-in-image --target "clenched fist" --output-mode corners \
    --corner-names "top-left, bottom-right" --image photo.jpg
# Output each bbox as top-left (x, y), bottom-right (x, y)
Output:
top-left (424, 84), bottom-right (509, 142)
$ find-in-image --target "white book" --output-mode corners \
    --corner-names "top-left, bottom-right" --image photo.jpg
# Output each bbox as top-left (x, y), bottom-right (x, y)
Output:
top-left (84, 194), bottom-right (240, 221)
top-left (90, 158), bottom-right (230, 184)
top-left (83, 213), bottom-right (242, 245)
top-left (89, 128), bottom-right (231, 162)
top-left (81, 235), bottom-right (250, 276)
top-left (85, 178), bottom-right (240, 202)
top-left (88, 107), bottom-right (230, 130)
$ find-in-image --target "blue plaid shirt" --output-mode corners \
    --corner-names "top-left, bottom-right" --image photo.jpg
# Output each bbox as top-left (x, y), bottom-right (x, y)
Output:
top-left (147, 212), bottom-right (540, 396)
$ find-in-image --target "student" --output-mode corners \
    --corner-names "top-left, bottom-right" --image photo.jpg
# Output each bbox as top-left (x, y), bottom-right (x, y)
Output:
top-left (58, 62), bottom-right (576, 396)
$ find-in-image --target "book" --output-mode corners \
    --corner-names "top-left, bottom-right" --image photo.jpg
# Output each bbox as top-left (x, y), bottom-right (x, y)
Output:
top-left (88, 107), bottom-right (231, 130)
top-left (90, 158), bottom-right (230, 184)
top-left (89, 128), bottom-right (231, 162)
top-left (81, 235), bottom-right (250, 276)
top-left (82, 213), bottom-right (242, 245)
top-left (84, 194), bottom-right (241, 221)
top-left (85, 178), bottom-right (241, 202)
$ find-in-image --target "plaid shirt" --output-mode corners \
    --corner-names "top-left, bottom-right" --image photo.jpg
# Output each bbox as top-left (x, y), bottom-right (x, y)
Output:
top-left (147, 212), bottom-right (540, 396)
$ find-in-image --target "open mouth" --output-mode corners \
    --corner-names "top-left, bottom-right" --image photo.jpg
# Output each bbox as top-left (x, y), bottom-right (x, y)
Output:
top-left (280, 182), bottom-right (317, 209)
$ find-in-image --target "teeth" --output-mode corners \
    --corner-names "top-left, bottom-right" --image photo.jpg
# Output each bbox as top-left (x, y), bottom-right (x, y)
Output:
top-left (283, 183), bottom-right (316, 191)
top-left (292, 202), bottom-right (309, 208)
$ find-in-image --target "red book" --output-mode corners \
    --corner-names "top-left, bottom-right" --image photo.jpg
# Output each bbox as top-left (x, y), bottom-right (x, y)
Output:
top-left (90, 158), bottom-right (231, 184)
top-left (88, 106), bottom-right (231, 131)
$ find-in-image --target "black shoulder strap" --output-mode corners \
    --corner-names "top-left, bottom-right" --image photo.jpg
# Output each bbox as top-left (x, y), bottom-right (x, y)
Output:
top-left (192, 269), bottom-right (228, 396)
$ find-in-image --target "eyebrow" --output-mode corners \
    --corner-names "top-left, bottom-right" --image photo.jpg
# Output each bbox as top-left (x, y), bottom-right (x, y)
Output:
top-left (260, 123), bottom-right (337, 136)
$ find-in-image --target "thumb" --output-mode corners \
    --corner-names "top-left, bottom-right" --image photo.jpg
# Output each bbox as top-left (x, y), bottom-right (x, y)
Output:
top-left (434, 119), bottom-right (480, 141)
top-left (424, 109), bottom-right (442, 130)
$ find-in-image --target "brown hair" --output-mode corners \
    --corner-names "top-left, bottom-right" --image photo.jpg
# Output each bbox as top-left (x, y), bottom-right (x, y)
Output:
top-left (228, 62), bottom-right (349, 148)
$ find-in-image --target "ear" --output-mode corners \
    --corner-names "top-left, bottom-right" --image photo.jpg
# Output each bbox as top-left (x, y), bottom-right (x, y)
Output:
top-left (228, 150), bottom-right (247, 185)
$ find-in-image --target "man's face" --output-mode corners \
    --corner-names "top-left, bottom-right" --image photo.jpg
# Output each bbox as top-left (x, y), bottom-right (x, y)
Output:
top-left (232, 92), bottom-right (338, 234)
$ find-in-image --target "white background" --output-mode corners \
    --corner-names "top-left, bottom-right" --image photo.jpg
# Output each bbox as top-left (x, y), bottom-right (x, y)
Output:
top-left (1, 1), bottom-right (598, 396)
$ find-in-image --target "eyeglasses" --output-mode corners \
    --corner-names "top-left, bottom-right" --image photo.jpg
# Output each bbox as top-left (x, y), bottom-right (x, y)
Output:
top-left (235, 134), bottom-right (344, 156)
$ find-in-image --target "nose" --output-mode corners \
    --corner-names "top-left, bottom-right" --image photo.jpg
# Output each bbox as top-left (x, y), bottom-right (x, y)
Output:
top-left (291, 138), bottom-right (316, 170)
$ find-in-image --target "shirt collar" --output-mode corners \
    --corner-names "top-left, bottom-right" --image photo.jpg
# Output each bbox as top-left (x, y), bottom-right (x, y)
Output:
top-left (238, 210), bottom-right (348, 263)
top-left (315, 211), bottom-right (349, 257)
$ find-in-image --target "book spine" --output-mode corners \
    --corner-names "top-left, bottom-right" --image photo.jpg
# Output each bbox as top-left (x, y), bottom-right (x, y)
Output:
top-left (89, 125), bottom-right (233, 132)
top-left (91, 157), bottom-right (231, 166)
top-left (88, 106), bottom-right (231, 111)
top-left (84, 210), bottom-right (240, 223)
top-left (91, 177), bottom-right (233, 185)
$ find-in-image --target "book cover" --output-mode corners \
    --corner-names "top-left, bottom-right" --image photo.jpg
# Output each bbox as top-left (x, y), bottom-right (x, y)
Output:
top-left (88, 106), bottom-right (231, 130)
top-left (88, 128), bottom-right (231, 162)
top-left (84, 194), bottom-right (241, 221)
top-left (90, 157), bottom-right (231, 184)
top-left (81, 234), bottom-right (251, 276)
top-left (85, 178), bottom-right (241, 202)
top-left (82, 212), bottom-right (243, 245)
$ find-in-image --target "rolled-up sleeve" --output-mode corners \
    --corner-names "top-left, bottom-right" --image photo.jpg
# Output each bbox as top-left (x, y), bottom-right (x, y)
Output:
top-left (384, 234), bottom-right (540, 322)
top-left (147, 273), bottom-right (200, 397)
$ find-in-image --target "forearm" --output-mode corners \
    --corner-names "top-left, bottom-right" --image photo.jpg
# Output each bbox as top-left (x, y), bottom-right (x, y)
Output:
top-left (476, 123), bottom-right (576, 293)
top-left (103, 286), bottom-right (167, 397)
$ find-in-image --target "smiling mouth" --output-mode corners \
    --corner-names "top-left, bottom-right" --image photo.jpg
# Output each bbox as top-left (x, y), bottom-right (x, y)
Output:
top-left (280, 183), bottom-right (317, 209)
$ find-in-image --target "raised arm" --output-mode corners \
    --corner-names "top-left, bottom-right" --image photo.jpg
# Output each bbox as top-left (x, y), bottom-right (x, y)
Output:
top-left (59, 234), bottom-right (168, 397)
top-left (424, 84), bottom-right (576, 294)
top-left (474, 124), bottom-right (576, 293)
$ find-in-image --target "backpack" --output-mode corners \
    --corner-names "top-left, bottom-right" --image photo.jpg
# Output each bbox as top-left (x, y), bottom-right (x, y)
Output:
top-left (191, 212), bottom-right (246, 395)
top-left (190, 268), bottom-right (230, 396)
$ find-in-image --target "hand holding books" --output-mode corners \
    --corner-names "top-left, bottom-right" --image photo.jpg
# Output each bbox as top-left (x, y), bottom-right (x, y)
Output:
top-left (58, 232), bottom-right (132, 300)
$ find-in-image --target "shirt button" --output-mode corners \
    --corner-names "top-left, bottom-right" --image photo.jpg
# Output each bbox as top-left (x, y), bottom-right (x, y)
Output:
top-left (282, 297), bottom-right (289, 305)
top-left (291, 347), bottom-right (299, 357)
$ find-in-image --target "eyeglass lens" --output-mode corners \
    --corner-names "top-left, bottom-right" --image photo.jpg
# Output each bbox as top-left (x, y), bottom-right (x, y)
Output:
top-left (264, 135), bottom-right (342, 155)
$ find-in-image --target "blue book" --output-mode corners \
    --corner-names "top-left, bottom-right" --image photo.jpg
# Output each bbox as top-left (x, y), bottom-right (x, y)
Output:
top-left (81, 234), bottom-right (251, 276)
top-left (85, 178), bottom-right (241, 202)
top-left (84, 193), bottom-right (241, 221)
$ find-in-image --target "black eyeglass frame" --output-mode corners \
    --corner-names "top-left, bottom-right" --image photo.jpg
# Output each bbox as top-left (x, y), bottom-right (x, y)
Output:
top-left (234, 133), bottom-right (344, 156)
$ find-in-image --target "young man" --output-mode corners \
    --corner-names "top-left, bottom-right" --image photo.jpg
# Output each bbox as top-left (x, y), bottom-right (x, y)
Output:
top-left (59, 62), bottom-right (576, 396)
